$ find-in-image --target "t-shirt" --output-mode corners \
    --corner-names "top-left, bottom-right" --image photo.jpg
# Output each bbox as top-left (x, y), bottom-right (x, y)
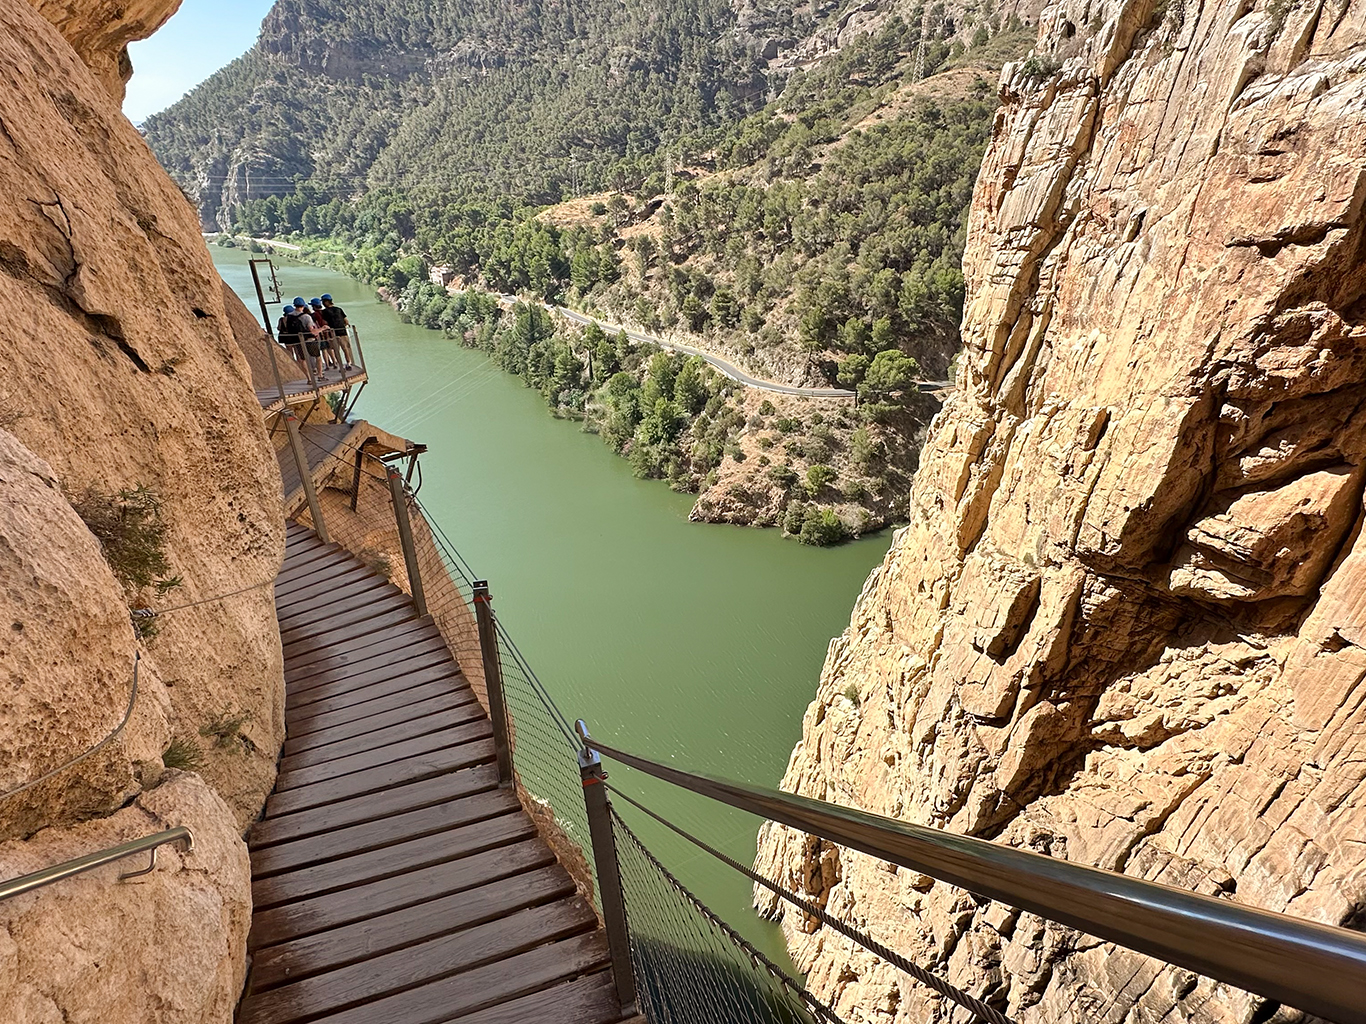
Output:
top-left (297, 312), bottom-right (317, 334)
top-left (321, 305), bottom-right (347, 331)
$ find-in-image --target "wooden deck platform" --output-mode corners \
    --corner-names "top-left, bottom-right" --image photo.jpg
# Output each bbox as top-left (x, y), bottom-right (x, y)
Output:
top-left (258, 365), bottom-right (368, 414)
top-left (240, 523), bottom-right (628, 1024)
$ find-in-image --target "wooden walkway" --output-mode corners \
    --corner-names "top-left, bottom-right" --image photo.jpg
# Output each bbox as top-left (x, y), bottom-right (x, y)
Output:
top-left (258, 365), bottom-right (368, 415)
top-left (240, 523), bottom-right (630, 1024)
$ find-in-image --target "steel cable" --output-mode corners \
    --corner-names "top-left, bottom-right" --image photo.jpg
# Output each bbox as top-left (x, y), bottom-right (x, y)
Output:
top-left (1, 654), bottom-right (140, 802)
top-left (608, 784), bottom-right (1015, 1024)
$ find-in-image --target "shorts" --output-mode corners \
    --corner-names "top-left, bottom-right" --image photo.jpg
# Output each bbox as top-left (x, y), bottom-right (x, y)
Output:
top-left (305, 341), bottom-right (322, 356)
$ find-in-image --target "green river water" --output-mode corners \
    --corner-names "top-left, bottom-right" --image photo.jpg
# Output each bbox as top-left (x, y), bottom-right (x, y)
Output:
top-left (214, 247), bottom-right (894, 963)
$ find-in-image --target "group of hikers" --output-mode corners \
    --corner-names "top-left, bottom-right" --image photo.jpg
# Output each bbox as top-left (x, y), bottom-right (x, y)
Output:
top-left (277, 295), bottom-right (355, 379)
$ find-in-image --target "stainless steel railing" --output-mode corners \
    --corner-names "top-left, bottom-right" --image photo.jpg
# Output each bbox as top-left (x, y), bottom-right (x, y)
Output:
top-left (0, 826), bottom-right (193, 903)
top-left (584, 734), bottom-right (1366, 1024)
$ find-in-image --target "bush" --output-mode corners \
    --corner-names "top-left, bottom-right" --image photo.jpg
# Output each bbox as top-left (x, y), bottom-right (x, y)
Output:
top-left (200, 708), bottom-right (253, 750)
top-left (162, 737), bottom-right (204, 772)
top-left (805, 463), bottom-right (837, 494)
top-left (758, 400), bottom-right (776, 416)
top-left (71, 485), bottom-right (180, 595)
top-left (768, 463), bottom-right (799, 488)
top-left (799, 507), bottom-right (848, 546)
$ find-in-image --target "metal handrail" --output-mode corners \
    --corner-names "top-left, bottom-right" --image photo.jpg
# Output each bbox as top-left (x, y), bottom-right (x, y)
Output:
top-left (0, 826), bottom-right (193, 903)
top-left (585, 736), bottom-right (1366, 1024)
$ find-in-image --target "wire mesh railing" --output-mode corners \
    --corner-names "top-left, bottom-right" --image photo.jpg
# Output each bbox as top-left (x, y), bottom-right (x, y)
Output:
top-left (611, 806), bottom-right (843, 1024)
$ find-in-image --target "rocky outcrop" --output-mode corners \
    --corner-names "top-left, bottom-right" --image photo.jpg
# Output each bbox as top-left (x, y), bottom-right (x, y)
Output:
top-left (1, 0), bottom-right (286, 1021)
top-left (26, 0), bottom-right (182, 100)
top-left (756, 0), bottom-right (1366, 1020)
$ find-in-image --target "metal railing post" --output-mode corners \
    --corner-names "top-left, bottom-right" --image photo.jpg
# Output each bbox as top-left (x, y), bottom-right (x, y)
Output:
top-left (386, 467), bottom-right (427, 617)
top-left (349, 324), bottom-right (367, 376)
top-left (471, 581), bottom-right (514, 786)
top-left (283, 410), bottom-right (330, 543)
top-left (576, 720), bottom-right (638, 1017)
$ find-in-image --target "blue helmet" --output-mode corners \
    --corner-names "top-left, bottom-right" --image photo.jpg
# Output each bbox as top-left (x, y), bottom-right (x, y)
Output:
top-left (321, 294), bottom-right (333, 301)
top-left (293, 296), bottom-right (307, 307)
top-left (282, 305), bottom-right (295, 313)
top-left (309, 298), bottom-right (323, 307)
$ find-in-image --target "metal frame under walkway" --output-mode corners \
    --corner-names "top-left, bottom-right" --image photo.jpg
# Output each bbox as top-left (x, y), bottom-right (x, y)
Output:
top-left (239, 523), bottom-right (631, 1024)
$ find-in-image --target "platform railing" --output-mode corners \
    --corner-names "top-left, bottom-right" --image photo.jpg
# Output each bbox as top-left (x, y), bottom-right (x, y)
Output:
top-left (0, 827), bottom-right (194, 903)
top-left (578, 730), bottom-right (1366, 1024)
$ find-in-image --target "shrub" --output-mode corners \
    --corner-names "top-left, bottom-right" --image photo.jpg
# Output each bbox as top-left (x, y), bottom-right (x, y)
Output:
top-left (162, 737), bottom-right (204, 772)
top-left (71, 485), bottom-right (180, 595)
top-left (843, 683), bottom-right (861, 707)
top-left (799, 508), bottom-right (848, 546)
top-left (201, 708), bottom-right (253, 750)
top-left (768, 463), bottom-right (799, 488)
top-left (758, 400), bottom-right (776, 416)
top-left (805, 464), bottom-right (837, 494)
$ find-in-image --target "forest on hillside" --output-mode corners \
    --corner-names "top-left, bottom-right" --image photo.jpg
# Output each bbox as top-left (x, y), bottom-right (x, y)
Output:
top-left (156, 0), bottom-right (1037, 540)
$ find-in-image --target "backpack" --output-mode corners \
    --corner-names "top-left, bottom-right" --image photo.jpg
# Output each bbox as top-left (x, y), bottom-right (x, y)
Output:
top-left (282, 313), bottom-right (305, 342)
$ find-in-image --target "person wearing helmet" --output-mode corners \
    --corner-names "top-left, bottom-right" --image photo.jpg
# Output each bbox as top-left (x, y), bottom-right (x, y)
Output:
top-left (277, 305), bottom-right (307, 370)
top-left (309, 298), bottom-right (340, 372)
top-left (319, 294), bottom-right (354, 370)
top-left (292, 299), bottom-right (324, 378)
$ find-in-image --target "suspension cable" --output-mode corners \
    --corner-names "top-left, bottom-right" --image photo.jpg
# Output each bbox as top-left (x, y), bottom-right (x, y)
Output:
top-left (611, 807), bottom-right (849, 1024)
top-left (1, 654), bottom-right (141, 802)
top-left (607, 785), bottom-right (1014, 1024)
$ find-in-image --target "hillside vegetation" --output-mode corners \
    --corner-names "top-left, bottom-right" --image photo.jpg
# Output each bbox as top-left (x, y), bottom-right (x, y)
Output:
top-left (159, 0), bottom-right (1039, 539)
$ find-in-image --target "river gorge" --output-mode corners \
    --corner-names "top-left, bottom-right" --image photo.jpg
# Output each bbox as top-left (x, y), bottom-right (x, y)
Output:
top-left (215, 246), bottom-right (894, 959)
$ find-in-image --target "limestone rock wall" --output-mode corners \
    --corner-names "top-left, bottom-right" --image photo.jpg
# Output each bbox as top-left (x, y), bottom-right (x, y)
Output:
top-left (25, 0), bottom-right (182, 100)
top-left (756, 0), bottom-right (1366, 1020)
top-left (0, 0), bottom-right (286, 1021)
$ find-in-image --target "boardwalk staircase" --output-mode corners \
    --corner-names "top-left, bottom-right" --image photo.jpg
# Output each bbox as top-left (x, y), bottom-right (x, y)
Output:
top-left (238, 524), bottom-right (636, 1024)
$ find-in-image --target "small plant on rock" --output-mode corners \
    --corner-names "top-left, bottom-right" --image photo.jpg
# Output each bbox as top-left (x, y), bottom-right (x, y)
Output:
top-left (71, 485), bottom-right (179, 595)
top-left (162, 736), bottom-right (205, 772)
top-left (201, 708), bottom-right (254, 750)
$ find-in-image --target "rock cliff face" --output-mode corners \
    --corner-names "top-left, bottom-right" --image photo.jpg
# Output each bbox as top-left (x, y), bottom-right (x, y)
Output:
top-left (1, 0), bottom-right (285, 1020)
top-left (756, 0), bottom-right (1366, 1020)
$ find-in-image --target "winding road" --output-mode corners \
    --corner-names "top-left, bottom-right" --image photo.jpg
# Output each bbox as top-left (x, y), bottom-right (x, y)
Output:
top-left (541, 303), bottom-right (858, 399)
top-left (538, 302), bottom-right (950, 399)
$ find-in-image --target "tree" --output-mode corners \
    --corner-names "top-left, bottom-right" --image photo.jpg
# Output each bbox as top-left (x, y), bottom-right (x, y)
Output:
top-left (859, 349), bottom-right (920, 401)
top-left (710, 287), bottom-right (739, 328)
top-left (673, 358), bottom-right (707, 414)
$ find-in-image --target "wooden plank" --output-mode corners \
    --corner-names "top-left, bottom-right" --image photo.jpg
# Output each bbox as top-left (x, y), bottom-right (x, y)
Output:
top-left (276, 572), bottom-right (397, 614)
top-left (278, 702), bottom-right (488, 772)
top-left (248, 836), bottom-right (554, 950)
top-left (275, 720), bottom-right (492, 792)
top-left (277, 576), bottom-right (405, 624)
top-left (296, 944), bottom-right (617, 1024)
top-left (275, 561), bottom-right (376, 600)
top-left (281, 606), bottom-right (421, 660)
top-left (274, 557), bottom-right (359, 595)
top-left (279, 593), bottom-right (416, 646)
top-left (275, 545), bottom-right (345, 583)
top-left (238, 899), bottom-right (601, 1024)
top-left (251, 809), bottom-right (533, 908)
top-left (252, 788), bottom-right (521, 877)
top-left (447, 970), bottom-right (620, 1024)
top-left (251, 764), bottom-right (500, 849)
top-left (263, 737), bottom-right (497, 817)
top-left (283, 620), bottom-right (440, 679)
top-left (287, 667), bottom-right (466, 721)
top-left (281, 690), bottom-right (476, 757)
top-left (283, 680), bottom-right (474, 738)
top-left (249, 863), bottom-right (576, 989)
top-left (286, 652), bottom-right (458, 708)
top-left (286, 634), bottom-right (452, 692)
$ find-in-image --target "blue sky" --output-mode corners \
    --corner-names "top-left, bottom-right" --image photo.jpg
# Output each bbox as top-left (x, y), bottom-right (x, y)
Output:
top-left (123, 0), bottom-right (275, 123)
